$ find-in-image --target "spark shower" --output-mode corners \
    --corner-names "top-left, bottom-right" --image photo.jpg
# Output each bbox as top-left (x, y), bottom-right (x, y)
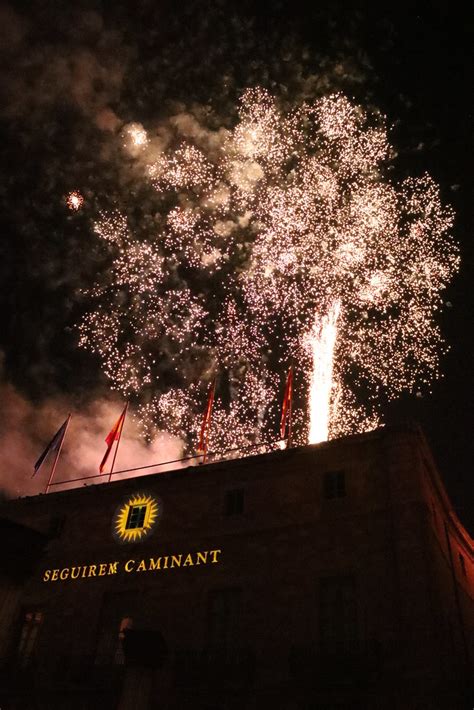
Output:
top-left (78, 89), bottom-right (459, 454)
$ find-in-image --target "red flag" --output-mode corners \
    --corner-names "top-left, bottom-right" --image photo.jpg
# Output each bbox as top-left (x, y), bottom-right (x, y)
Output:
top-left (198, 379), bottom-right (216, 459)
top-left (280, 367), bottom-right (293, 440)
top-left (100, 405), bottom-right (127, 473)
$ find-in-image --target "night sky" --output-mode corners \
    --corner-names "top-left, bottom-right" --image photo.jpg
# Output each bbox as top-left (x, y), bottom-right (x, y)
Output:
top-left (0, 2), bottom-right (472, 529)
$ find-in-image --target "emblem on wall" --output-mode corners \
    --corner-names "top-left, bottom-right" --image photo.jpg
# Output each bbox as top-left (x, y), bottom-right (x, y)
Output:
top-left (113, 493), bottom-right (160, 544)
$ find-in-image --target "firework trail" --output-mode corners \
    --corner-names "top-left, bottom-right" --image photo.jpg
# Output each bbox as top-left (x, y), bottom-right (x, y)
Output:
top-left (79, 89), bottom-right (458, 454)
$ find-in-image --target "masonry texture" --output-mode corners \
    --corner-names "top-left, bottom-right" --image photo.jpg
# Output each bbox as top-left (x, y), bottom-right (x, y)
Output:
top-left (0, 424), bottom-right (473, 709)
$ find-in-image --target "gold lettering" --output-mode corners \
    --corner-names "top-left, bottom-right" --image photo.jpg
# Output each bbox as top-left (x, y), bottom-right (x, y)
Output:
top-left (125, 559), bottom-right (135, 573)
top-left (171, 555), bottom-right (182, 568)
top-left (196, 551), bottom-right (208, 565)
top-left (209, 549), bottom-right (222, 563)
top-left (41, 549), bottom-right (222, 581)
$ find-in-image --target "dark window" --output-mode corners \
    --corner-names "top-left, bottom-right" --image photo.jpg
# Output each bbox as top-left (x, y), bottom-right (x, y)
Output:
top-left (208, 588), bottom-right (242, 651)
top-left (126, 504), bottom-right (147, 530)
top-left (225, 489), bottom-right (244, 516)
top-left (319, 576), bottom-right (358, 654)
top-left (95, 592), bottom-right (135, 665)
top-left (459, 553), bottom-right (466, 577)
top-left (49, 515), bottom-right (65, 537)
top-left (323, 470), bottom-right (346, 499)
top-left (17, 610), bottom-right (44, 667)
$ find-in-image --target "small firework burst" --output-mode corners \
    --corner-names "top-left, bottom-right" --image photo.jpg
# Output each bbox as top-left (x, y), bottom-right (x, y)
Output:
top-left (124, 122), bottom-right (149, 149)
top-left (66, 190), bottom-right (84, 211)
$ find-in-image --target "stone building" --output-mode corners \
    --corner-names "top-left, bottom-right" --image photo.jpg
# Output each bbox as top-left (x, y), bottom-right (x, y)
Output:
top-left (0, 424), bottom-right (473, 709)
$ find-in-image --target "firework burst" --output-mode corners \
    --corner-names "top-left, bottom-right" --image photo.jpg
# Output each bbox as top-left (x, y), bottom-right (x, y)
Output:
top-left (79, 90), bottom-right (459, 454)
top-left (66, 190), bottom-right (84, 211)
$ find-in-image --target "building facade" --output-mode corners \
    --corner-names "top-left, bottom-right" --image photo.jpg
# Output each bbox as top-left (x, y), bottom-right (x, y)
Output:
top-left (0, 424), bottom-right (473, 709)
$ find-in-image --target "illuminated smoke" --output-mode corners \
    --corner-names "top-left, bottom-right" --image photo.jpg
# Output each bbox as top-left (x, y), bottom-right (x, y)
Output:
top-left (79, 89), bottom-right (459, 453)
top-left (123, 122), bottom-right (148, 153)
top-left (66, 190), bottom-right (84, 211)
top-left (0, 381), bottom-right (184, 498)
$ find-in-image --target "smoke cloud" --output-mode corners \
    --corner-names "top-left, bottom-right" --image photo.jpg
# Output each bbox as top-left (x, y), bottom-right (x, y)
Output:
top-left (0, 1), bottom-right (384, 499)
top-left (0, 3), bottom-right (127, 127)
top-left (0, 378), bottom-right (184, 500)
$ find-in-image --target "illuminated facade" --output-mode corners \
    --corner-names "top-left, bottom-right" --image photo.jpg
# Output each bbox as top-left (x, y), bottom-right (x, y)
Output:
top-left (0, 424), bottom-right (473, 709)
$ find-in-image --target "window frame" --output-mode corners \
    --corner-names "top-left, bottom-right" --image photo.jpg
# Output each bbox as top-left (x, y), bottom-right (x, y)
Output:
top-left (323, 469), bottom-right (346, 500)
top-left (207, 587), bottom-right (243, 652)
top-left (16, 608), bottom-right (45, 668)
top-left (125, 504), bottom-right (148, 530)
top-left (224, 488), bottom-right (245, 517)
top-left (94, 591), bottom-right (137, 666)
top-left (318, 574), bottom-right (358, 655)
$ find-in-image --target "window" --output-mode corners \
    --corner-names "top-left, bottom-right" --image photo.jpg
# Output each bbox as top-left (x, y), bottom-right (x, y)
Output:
top-left (225, 489), bottom-right (244, 516)
top-left (49, 515), bottom-right (65, 537)
top-left (17, 610), bottom-right (44, 667)
top-left (208, 588), bottom-right (242, 651)
top-left (459, 553), bottom-right (466, 577)
top-left (126, 504), bottom-right (147, 530)
top-left (323, 470), bottom-right (345, 499)
top-left (319, 576), bottom-right (358, 654)
top-left (95, 592), bottom-right (135, 665)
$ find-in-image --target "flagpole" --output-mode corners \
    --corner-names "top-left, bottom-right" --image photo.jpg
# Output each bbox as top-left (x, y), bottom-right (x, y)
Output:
top-left (108, 402), bottom-right (128, 483)
top-left (203, 413), bottom-right (210, 465)
top-left (203, 378), bottom-right (215, 464)
top-left (198, 377), bottom-right (216, 465)
top-left (288, 367), bottom-right (293, 449)
top-left (45, 414), bottom-right (71, 495)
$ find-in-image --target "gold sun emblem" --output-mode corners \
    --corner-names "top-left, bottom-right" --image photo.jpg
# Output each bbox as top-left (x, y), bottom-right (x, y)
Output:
top-left (113, 493), bottom-right (160, 544)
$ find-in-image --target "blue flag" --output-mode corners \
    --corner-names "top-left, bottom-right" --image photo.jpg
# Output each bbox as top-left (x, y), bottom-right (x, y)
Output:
top-left (33, 418), bottom-right (69, 476)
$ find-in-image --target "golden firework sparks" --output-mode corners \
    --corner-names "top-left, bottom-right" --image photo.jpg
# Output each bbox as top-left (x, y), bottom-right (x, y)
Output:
top-left (66, 190), bottom-right (84, 211)
top-left (79, 90), bottom-right (459, 453)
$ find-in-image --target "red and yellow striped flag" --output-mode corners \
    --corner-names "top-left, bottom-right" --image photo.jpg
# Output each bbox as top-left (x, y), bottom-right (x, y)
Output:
top-left (100, 405), bottom-right (128, 473)
top-left (197, 379), bottom-right (216, 461)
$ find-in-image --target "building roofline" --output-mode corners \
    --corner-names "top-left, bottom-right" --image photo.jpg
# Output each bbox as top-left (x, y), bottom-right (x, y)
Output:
top-left (0, 423), bottom-right (406, 508)
top-left (413, 423), bottom-right (474, 557)
top-left (2, 422), bottom-right (472, 558)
